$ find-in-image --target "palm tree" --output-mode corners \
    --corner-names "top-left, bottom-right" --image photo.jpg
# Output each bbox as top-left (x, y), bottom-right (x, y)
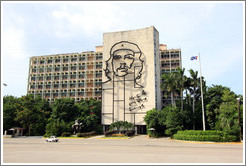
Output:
top-left (109, 121), bottom-right (124, 133)
top-left (161, 72), bottom-right (178, 107)
top-left (176, 67), bottom-right (186, 111)
top-left (184, 77), bottom-right (192, 105)
top-left (189, 69), bottom-right (199, 130)
top-left (122, 121), bottom-right (133, 131)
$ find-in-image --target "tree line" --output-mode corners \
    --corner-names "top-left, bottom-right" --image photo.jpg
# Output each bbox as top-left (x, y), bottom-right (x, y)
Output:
top-left (144, 67), bottom-right (243, 137)
top-left (3, 95), bottom-right (101, 136)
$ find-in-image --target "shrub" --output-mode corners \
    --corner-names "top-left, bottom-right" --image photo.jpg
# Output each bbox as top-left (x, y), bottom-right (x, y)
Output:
top-left (173, 130), bottom-right (240, 142)
top-left (61, 132), bottom-right (71, 137)
top-left (111, 134), bottom-right (126, 137)
top-left (104, 130), bottom-right (118, 137)
top-left (126, 130), bottom-right (135, 137)
top-left (77, 131), bottom-right (96, 137)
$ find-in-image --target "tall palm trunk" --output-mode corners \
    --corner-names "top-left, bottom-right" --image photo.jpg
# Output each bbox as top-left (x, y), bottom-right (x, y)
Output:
top-left (192, 88), bottom-right (196, 130)
top-left (171, 91), bottom-right (174, 106)
top-left (185, 89), bottom-right (188, 104)
top-left (189, 91), bottom-right (191, 106)
top-left (181, 87), bottom-right (183, 111)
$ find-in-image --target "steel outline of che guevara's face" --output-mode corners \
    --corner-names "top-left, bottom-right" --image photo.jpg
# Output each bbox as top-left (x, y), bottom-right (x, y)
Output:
top-left (112, 49), bottom-right (135, 77)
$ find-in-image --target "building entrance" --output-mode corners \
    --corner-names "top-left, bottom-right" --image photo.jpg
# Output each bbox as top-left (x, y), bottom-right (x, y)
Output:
top-left (136, 125), bottom-right (147, 134)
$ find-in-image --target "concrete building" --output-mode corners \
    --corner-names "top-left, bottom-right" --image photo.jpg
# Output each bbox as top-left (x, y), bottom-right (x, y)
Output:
top-left (27, 48), bottom-right (103, 103)
top-left (101, 26), bottom-right (161, 133)
top-left (27, 26), bottom-right (181, 133)
top-left (159, 44), bottom-right (182, 106)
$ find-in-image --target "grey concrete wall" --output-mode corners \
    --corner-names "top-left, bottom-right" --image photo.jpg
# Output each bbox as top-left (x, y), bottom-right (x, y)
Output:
top-left (102, 26), bottom-right (161, 126)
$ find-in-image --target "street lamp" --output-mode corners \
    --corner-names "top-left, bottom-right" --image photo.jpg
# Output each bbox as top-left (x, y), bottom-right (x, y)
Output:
top-left (236, 97), bottom-right (242, 141)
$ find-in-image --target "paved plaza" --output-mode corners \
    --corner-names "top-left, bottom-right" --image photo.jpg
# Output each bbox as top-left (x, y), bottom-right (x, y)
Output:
top-left (2, 135), bottom-right (244, 164)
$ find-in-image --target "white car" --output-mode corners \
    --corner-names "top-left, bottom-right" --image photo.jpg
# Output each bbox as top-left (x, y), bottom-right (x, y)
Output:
top-left (46, 136), bottom-right (59, 142)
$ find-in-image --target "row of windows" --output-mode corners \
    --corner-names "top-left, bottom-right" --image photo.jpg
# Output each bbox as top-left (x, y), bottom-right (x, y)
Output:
top-left (32, 54), bottom-right (103, 65)
top-left (30, 75), bottom-right (102, 80)
top-left (29, 91), bottom-right (101, 97)
top-left (161, 69), bottom-right (179, 74)
top-left (29, 82), bottom-right (102, 89)
top-left (28, 97), bottom-right (102, 102)
top-left (31, 64), bottom-right (102, 73)
top-left (30, 74), bottom-right (102, 81)
top-left (161, 62), bottom-right (180, 68)
top-left (31, 62), bottom-right (102, 68)
top-left (160, 54), bottom-right (180, 59)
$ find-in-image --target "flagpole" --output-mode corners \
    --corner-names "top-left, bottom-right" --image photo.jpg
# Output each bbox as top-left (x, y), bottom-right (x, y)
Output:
top-left (198, 52), bottom-right (206, 131)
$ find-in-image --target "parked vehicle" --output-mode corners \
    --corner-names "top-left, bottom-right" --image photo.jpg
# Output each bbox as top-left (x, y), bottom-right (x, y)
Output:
top-left (46, 136), bottom-right (59, 142)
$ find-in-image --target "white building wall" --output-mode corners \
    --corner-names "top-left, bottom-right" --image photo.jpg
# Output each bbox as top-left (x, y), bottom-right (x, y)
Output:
top-left (102, 26), bottom-right (161, 126)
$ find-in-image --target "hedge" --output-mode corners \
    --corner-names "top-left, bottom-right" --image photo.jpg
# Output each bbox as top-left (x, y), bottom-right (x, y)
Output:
top-left (77, 131), bottom-right (96, 137)
top-left (173, 130), bottom-right (240, 142)
top-left (126, 130), bottom-right (135, 137)
top-left (61, 132), bottom-right (71, 137)
top-left (104, 130), bottom-right (135, 137)
top-left (104, 130), bottom-right (118, 137)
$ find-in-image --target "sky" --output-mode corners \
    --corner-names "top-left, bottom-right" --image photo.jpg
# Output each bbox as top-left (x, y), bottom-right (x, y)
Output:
top-left (1, 1), bottom-right (245, 97)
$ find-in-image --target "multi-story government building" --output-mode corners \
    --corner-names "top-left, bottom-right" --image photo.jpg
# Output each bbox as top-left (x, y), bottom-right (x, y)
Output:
top-left (27, 27), bottom-right (181, 133)
top-left (159, 44), bottom-right (182, 106)
top-left (27, 45), bottom-right (181, 105)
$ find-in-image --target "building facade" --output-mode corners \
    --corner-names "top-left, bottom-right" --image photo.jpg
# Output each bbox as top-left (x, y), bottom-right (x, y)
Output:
top-left (27, 47), bottom-right (103, 103)
top-left (159, 44), bottom-right (182, 106)
top-left (27, 26), bottom-right (181, 133)
top-left (101, 27), bottom-right (161, 133)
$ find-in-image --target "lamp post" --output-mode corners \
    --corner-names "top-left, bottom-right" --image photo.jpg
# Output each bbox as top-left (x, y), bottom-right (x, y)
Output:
top-left (236, 97), bottom-right (242, 141)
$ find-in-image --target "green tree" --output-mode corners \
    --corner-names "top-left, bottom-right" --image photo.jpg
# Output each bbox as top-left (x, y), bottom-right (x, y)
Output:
top-left (75, 98), bottom-right (101, 133)
top-left (163, 106), bottom-right (183, 136)
top-left (122, 121), bottom-right (133, 131)
top-left (15, 95), bottom-right (51, 136)
top-left (45, 98), bottom-right (77, 136)
top-left (175, 67), bottom-right (186, 111)
top-left (110, 121), bottom-right (124, 133)
top-left (189, 69), bottom-right (199, 129)
top-left (161, 72), bottom-right (178, 107)
top-left (205, 85), bottom-right (230, 130)
top-left (144, 108), bottom-right (166, 137)
top-left (184, 77), bottom-right (192, 105)
top-left (3, 95), bottom-right (20, 132)
top-left (215, 89), bottom-right (240, 136)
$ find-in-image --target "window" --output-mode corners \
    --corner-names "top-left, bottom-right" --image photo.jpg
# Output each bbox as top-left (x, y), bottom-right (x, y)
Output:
top-left (79, 65), bottom-right (85, 70)
top-left (46, 75), bottom-right (52, 80)
top-left (55, 59), bottom-right (60, 63)
top-left (31, 77), bottom-right (36, 81)
top-left (63, 66), bottom-right (68, 71)
top-left (63, 58), bottom-right (69, 63)
top-left (54, 75), bottom-right (60, 80)
top-left (71, 66), bottom-right (77, 70)
top-left (96, 55), bottom-right (103, 60)
top-left (39, 67), bottom-right (44, 73)
top-left (32, 68), bottom-right (37, 73)
top-left (62, 83), bottom-right (67, 88)
top-left (62, 75), bottom-right (68, 80)
top-left (71, 57), bottom-right (77, 62)
top-left (96, 64), bottom-right (102, 69)
top-left (54, 84), bottom-right (59, 89)
top-left (70, 82), bottom-right (76, 88)
top-left (78, 82), bottom-right (84, 87)
top-left (79, 57), bottom-right (85, 61)
top-left (78, 90), bottom-right (84, 96)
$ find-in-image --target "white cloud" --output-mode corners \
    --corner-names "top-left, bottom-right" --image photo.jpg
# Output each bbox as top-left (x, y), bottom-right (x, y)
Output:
top-left (2, 27), bottom-right (27, 59)
top-left (51, 2), bottom-right (128, 38)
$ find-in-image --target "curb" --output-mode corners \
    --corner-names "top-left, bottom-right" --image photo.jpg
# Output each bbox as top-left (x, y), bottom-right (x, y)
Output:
top-left (171, 138), bottom-right (243, 145)
top-left (97, 137), bottom-right (130, 139)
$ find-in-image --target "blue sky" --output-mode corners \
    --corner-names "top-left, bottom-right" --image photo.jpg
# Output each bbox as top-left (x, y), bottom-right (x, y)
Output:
top-left (1, 1), bottom-right (244, 97)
